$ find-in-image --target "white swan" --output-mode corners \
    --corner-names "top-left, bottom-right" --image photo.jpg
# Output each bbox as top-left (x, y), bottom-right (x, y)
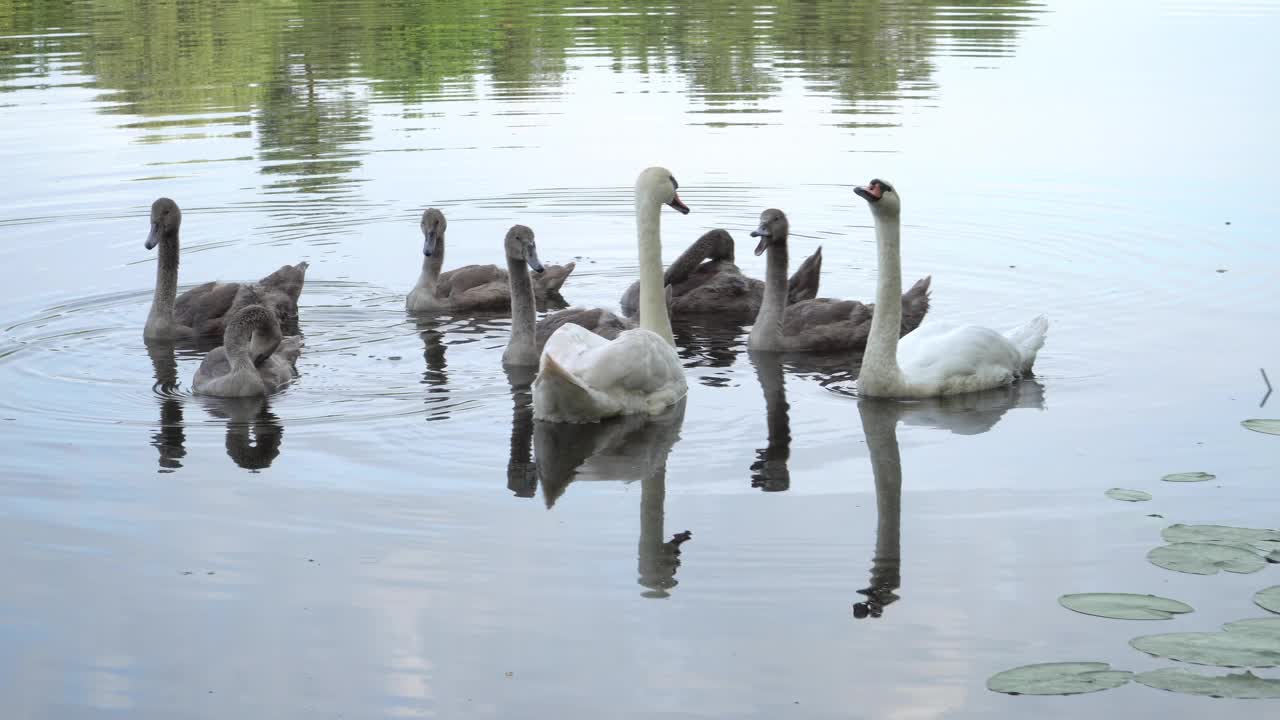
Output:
top-left (854, 179), bottom-right (1048, 398)
top-left (192, 305), bottom-right (303, 397)
top-left (532, 167), bottom-right (690, 422)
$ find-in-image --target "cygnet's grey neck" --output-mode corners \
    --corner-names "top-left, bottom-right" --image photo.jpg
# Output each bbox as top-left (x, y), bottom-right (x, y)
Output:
top-left (503, 254), bottom-right (538, 365)
top-left (150, 231), bottom-right (180, 320)
top-left (415, 231), bottom-right (445, 292)
top-left (750, 231), bottom-right (790, 347)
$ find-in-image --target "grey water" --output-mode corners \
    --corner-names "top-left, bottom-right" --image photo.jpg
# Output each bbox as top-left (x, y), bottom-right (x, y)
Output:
top-left (2, 0), bottom-right (1279, 716)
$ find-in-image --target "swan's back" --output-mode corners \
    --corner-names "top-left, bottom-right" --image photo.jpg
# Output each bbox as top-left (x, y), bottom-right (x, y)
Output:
top-left (175, 261), bottom-right (308, 337)
top-left (174, 281), bottom-right (240, 336)
top-left (535, 307), bottom-right (632, 351)
top-left (534, 325), bottom-right (686, 422)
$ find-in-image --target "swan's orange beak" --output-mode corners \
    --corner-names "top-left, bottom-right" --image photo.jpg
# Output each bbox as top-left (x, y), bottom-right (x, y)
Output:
top-left (854, 184), bottom-right (882, 202)
top-left (667, 194), bottom-right (690, 215)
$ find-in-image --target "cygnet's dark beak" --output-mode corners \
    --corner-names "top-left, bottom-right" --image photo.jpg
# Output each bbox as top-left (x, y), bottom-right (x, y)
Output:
top-left (422, 229), bottom-right (438, 257)
top-left (145, 223), bottom-right (161, 250)
top-left (527, 253), bottom-right (545, 274)
top-left (750, 225), bottom-right (770, 256)
top-left (667, 193), bottom-right (690, 215)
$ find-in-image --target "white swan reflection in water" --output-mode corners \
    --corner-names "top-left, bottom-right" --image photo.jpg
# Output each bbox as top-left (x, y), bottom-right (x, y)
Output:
top-left (852, 381), bottom-right (1046, 619)
top-left (504, 367), bottom-right (692, 598)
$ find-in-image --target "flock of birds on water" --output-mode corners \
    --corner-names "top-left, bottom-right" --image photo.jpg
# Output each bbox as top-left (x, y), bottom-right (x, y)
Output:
top-left (142, 166), bottom-right (1048, 423)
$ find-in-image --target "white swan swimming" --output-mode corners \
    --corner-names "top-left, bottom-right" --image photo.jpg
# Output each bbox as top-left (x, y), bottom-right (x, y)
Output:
top-left (143, 198), bottom-right (308, 341)
top-left (748, 208), bottom-right (932, 353)
top-left (854, 179), bottom-right (1047, 398)
top-left (192, 304), bottom-right (303, 397)
top-left (532, 167), bottom-right (691, 422)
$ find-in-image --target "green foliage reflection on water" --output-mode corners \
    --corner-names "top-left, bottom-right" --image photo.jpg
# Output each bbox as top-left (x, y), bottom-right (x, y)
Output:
top-left (0, 0), bottom-right (1042, 189)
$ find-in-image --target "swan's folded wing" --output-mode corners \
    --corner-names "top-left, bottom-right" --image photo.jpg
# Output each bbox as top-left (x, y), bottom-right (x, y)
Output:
top-left (898, 323), bottom-right (1022, 390)
top-left (568, 329), bottom-right (686, 398)
top-left (439, 264), bottom-right (505, 296)
top-left (176, 281), bottom-right (240, 335)
top-left (447, 279), bottom-right (511, 311)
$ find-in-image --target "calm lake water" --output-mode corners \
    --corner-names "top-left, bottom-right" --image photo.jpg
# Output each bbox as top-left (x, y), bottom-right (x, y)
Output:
top-left (2, 0), bottom-right (1279, 716)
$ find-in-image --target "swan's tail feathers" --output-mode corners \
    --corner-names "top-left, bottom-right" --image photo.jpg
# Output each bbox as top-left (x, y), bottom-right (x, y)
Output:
top-left (1006, 315), bottom-right (1048, 374)
top-left (787, 245), bottom-right (823, 304)
top-left (260, 261), bottom-right (309, 302)
top-left (277, 335), bottom-right (305, 366)
top-left (900, 275), bottom-right (932, 334)
top-left (538, 262), bottom-right (576, 294)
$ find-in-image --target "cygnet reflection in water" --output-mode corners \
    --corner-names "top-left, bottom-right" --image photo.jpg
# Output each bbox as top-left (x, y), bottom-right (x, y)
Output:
top-left (146, 340), bottom-right (188, 472)
top-left (415, 316), bottom-right (449, 398)
top-left (850, 382), bottom-right (1046, 619)
top-left (199, 396), bottom-right (285, 471)
top-left (748, 351), bottom-right (791, 492)
top-left (532, 398), bottom-right (691, 597)
top-left (504, 364), bottom-right (537, 498)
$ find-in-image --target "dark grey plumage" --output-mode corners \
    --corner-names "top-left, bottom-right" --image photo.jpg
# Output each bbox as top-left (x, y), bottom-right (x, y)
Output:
top-left (619, 229), bottom-right (823, 321)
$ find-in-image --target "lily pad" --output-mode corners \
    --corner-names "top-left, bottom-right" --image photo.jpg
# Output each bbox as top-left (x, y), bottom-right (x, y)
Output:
top-left (1130, 618), bottom-right (1280, 667)
top-left (987, 662), bottom-right (1133, 696)
top-left (1105, 488), bottom-right (1151, 502)
top-left (1162, 524), bottom-right (1280, 554)
top-left (1147, 543), bottom-right (1266, 575)
top-left (1242, 419), bottom-right (1280, 436)
top-left (1256, 587), bottom-right (1280, 615)
top-left (1161, 471), bottom-right (1215, 483)
top-left (1135, 668), bottom-right (1280, 699)
top-left (1059, 593), bottom-right (1193, 620)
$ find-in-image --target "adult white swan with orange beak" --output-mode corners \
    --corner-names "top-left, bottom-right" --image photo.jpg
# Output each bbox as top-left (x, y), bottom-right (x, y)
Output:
top-left (533, 167), bottom-right (691, 422)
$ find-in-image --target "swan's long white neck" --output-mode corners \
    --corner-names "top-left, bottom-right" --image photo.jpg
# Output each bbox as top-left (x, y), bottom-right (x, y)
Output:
top-left (636, 191), bottom-right (674, 346)
top-left (503, 255), bottom-right (538, 365)
top-left (750, 234), bottom-right (789, 349)
top-left (860, 211), bottom-right (904, 392)
top-left (149, 234), bottom-right (180, 322)
top-left (414, 233), bottom-right (444, 294)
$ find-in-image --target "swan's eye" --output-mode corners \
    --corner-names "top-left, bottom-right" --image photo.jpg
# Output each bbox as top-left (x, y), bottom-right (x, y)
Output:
top-left (669, 175), bottom-right (679, 190)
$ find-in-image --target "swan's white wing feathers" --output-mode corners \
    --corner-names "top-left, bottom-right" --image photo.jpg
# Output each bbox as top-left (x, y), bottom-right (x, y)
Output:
top-left (534, 324), bottom-right (687, 422)
top-left (896, 322), bottom-right (1022, 396)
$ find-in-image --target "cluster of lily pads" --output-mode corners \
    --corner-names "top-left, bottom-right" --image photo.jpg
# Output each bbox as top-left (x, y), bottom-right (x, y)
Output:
top-left (988, 467), bottom-right (1280, 700)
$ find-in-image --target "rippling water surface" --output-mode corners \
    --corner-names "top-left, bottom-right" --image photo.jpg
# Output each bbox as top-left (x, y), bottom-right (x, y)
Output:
top-left (2, 0), bottom-right (1279, 717)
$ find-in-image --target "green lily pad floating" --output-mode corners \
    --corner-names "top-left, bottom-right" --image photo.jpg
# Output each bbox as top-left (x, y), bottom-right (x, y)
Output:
top-left (1162, 524), bottom-right (1280, 554)
top-left (1241, 419), bottom-right (1280, 436)
top-left (1147, 543), bottom-right (1266, 575)
top-left (1105, 488), bottom-right (1151, 502)
top-left (987, 662), bottom-right (1133, 696)
top-left (1161, 471), bottom-right (1215, 483)
top-left (1256, 586), bottom-right (1280, 615)
top-left (1136, 668), bottom-right (1280, 699)
top-left (1059, 593), bottom-right (1193, 620)
top-left (1130, 618), bottom-right (1280, 667)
